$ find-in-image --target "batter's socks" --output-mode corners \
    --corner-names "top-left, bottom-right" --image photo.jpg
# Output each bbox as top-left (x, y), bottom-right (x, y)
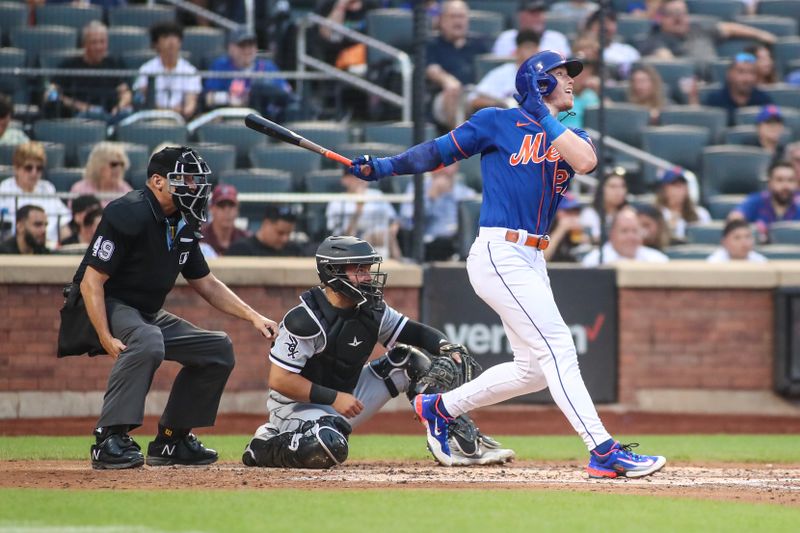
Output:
top-left (155, 424), bottom-right (190, 443)
top-left (592, 438), bottom-right (615, 456)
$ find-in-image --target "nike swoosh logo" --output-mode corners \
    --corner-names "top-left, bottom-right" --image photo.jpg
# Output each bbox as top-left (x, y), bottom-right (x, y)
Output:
top-left (617, 457), bottom-right (653, 468)
top-left (516, 121), bottom-right (531, 127)
top-left (434, 418), bottom-right (442, 436)
top-left (180, 238), bottom-right (193, 242)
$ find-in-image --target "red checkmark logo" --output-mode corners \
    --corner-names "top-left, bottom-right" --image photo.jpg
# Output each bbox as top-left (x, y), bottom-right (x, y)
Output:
top-left (586, 314), bottom-right (605, 342)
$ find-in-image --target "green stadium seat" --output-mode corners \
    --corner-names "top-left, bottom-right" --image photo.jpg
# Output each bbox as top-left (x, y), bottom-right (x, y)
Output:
top-left (193, 142), bottom-right (236, 177)
top-left (735, 105), bottom-right (800, 138)
top-left (11, 26), bottom-right (78, 66)
top-left (116, 122), bottom-right (188, 152)
top-left (716, 38), bottom-right (760, 58)
top-left (664, 244), bottom-right (717, 259)
top-left (182, 27), bottom-right (225, 69)
top-left (735, 15), bottom-right (798, 38)
top-left (769, 221), bottom-right (800, 244)
top-left (305, 169), bottom-right (346, 194)
top-left (46, 167), bottom-right (84, 192)
top-left (757, 0), bottom-right (800, 30)
top-left (108, 5), bottom-right (175, 29)
top-left (686, 0), bottom-right (744, 21)
top-left (219, 169), bottom-right (292, 223)
top-left (706, 194), bottom-right (745, 220)
top-left (121, 49), bottom-right (156, 69)
top-left (639, 59), bottom-right (697, 102)
top-left (616, 14), bottom-right (653, 43)
top-left (249, 144), bottom-right (321, 191)
top-left (0, 48), bottom-right (26, 102)
top-left (366, 9), bottom-right (413, 64)
top-left (36, 4), bottom-right (102, 32)
top-left (469, 10), bottom-right (505, 40)
top-left (602, 83), bottom-right (629, 103)
top-left (107, 26), bottom-right (150, 58)
top-left (723, 125), bottom-right (793, 146)
top-left (363, 121), bottom-right (437, 146)
top-left (545, 15), bottom-right (579, 40)
top-left (335, 143), bottom-right (404, 192)
top-left (773, 37), bottom-right (800, 77)
top-left (0, 2), bottom-right (27, 46)
top-left (459, 153), bottom-right (483, 192)
top-left (33, 118), bottom-right (107, 167)
top-left (761, 85), bottom-right (800, 110)
top-left (660, 105), bottom-right (728, 144)
top-left (195, 122), bottom-right (266, 168)
top-left (707, 58), bottom-right (730, 83)
top-left (701, 145), bottom-right (772, 200)
top-left (285, 122), bottom-right (352, 155)
top-left (457, 199), bottom-right (482, 259)
top-left (584, 103), bottom-right (650, 147)
top-left (756, 244), bottom-right (800, 259)
top-left (474, 54), bottom-right (510, 81)
top-left (39, 49), bottom-right (82, 69)
top-left (686, 221), bottom-right (726, 244)
top-left (642, 125), bottom-right (710, 183)
top-left (468, 1), bottom-right (517, 28)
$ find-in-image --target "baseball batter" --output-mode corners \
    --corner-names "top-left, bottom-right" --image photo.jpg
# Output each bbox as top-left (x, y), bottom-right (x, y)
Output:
top-left (350, 50), bottom-right (666, 478)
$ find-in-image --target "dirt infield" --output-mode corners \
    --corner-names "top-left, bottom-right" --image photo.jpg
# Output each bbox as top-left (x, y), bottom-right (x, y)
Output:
top-left (2, 460), bottom-right (799, 505)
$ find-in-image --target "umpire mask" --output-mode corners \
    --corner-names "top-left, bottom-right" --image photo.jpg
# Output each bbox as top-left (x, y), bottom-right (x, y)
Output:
top-left (316, 236), bottom-right (387, 309)
top-left (148, 146), bottom-right (212, 224)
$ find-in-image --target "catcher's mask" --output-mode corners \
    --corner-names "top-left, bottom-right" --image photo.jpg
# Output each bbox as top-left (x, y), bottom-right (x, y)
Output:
top-left (148, 146), bottom-right (212, 224)
top-left (316, 236), bottom-right (387, 309)
top-left (515, 49), bottom-right (583, 98)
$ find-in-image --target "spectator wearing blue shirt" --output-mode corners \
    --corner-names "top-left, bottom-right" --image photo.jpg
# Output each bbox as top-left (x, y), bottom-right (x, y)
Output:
top-left (399, 162), bottom-right (477, 261)
top-left (204, 28), bottom-right (295, 121)
top-left (703, 53), bottom-right (772, 126)
top-left (730, 161), bottom-right (799, 242)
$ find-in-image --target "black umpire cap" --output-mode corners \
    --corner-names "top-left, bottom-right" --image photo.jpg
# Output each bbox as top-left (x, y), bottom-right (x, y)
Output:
top-left (147, 146), bottom-right (209, 180)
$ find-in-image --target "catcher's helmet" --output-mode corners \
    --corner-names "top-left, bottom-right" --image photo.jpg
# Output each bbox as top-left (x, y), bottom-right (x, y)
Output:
top-left (148, 146), bottom-right (213, 224)
top-left (316, 236), bottom-right (387, 308)
top-left (515, 49), bottom-right (583, 98)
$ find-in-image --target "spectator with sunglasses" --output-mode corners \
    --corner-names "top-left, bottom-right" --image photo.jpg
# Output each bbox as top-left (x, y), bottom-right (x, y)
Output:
top-left (0, 142), bottom-right (70, 244)
top-left (0, 205), bottom-right (50, 255)
top-left (70, 142), bottom-right (133, 207)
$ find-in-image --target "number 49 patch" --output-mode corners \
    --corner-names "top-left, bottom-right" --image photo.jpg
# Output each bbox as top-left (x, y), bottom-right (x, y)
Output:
top-left (92, 235), bottom-right (115, 261)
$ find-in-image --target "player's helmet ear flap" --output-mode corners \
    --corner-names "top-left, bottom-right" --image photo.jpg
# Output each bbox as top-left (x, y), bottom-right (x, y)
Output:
top-left (316, 236), bottom-right (387, 309)
top-left (515, 49), bottom-right (584, 98)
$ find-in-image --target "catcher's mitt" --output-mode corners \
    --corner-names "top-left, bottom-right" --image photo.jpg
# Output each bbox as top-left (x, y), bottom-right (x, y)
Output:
top-left (407, 343), bottom-right (481, 400)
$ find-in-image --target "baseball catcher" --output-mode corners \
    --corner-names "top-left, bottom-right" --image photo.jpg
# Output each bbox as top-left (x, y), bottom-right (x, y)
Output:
top-left (242, 235), bottom-right (514, 468)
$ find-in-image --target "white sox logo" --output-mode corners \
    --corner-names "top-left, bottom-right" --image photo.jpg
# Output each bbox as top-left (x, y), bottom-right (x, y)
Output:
top-left (285, 335), bottom-right (299, 359)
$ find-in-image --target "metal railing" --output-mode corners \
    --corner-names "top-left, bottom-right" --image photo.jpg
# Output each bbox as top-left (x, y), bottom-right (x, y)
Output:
top-left (296, 13), bottom-right (413, 122)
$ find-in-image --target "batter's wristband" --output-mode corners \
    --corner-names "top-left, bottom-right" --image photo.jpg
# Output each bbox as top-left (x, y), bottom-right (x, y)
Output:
top-left (309, 383), bottom-right (337, 405)
top-left (540, 115), bottom-right (567, 141)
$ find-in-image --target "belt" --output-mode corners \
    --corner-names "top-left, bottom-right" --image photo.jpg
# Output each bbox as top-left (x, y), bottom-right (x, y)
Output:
top-left (505, 230), bottom-right (550, 250)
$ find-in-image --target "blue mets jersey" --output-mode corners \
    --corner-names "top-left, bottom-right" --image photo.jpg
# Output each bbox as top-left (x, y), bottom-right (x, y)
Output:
top-left (434, 107), bottom-right (594, 235)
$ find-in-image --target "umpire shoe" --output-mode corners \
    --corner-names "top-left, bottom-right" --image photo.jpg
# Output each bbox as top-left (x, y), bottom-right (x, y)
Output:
top-left (587, 442), bottom-right (666, 479)
top-left (145, 433), bottom-right (218, 466)
top-left (413, 393), bottom-right (454, 466)
top-left (91, 433), bottom-right (145, 470)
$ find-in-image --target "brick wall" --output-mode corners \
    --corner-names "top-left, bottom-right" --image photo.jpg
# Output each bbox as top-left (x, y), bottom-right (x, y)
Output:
top-left (0, 284), bottom-right (420, 394)
top-left (618, 288), bottom-right (774, 404)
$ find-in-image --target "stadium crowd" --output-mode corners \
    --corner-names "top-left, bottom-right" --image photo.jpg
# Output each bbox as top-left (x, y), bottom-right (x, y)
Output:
top-left (0, 0), bottom-right (799, 263)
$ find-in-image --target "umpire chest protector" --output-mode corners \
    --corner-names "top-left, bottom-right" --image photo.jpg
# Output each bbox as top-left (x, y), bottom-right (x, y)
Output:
top-left (286, 287), bottom-right (381, 393)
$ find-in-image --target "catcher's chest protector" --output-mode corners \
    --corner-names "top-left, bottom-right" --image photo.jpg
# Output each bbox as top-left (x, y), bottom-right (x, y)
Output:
top-left (300, 287), bottom-right (380, 393)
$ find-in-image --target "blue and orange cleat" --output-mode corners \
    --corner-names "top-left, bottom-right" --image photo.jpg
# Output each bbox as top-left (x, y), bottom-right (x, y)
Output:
top-left (587, 441), bottom-right (666, 478)
top-left (413, 393), bottom-right (455, 466)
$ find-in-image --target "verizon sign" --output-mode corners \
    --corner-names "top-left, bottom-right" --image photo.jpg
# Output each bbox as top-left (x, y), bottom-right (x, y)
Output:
top-left (421, 265), bottom-right (618, 403)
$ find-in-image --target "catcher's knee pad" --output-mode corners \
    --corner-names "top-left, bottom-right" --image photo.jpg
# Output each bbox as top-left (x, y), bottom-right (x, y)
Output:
top-left (243, 417), bottom-right (350, 469)
top-left (369, 344), bottom-right (431, 397)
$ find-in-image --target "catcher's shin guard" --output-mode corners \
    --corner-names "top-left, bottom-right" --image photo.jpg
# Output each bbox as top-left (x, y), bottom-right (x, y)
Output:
top-left (243, 416), bottom-right (351, 469)
top-left (369, 344), bottom-right (431, 397)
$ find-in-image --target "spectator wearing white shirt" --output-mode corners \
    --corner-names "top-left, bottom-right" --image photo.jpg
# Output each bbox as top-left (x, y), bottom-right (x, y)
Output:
top-left (492, 1), bottom-right (571, 58)
top-left (707, 219), bottom-right (767, 263)
top-left (583, 9), bottom-right (641, 80)
top-left (582, 207), bottom-right (669, 266)
top-left (134, 22), bottom-right (201, 119)
top-left (326, 171), bottom-right (402, 259)
top-left (0, 142), bottom-right (70, 245)
top-left (469, 30), bottom-right (540, 113)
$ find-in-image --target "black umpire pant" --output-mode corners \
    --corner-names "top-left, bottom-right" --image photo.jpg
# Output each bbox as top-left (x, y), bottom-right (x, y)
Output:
top-left (97, 299), bottom-right (235, 431)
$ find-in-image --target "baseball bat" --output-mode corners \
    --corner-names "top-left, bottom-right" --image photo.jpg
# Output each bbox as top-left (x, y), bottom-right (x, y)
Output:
top-left (244, 113), bottom-right (352, 168)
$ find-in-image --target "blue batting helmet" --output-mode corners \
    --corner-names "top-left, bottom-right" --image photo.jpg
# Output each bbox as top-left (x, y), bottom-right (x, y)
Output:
top-left (515, 50), bottom-right (583, 98)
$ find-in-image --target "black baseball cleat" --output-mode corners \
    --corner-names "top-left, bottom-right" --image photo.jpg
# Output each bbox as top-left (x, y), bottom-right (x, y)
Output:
top-left (91, 433), bottom-right (145, 470)
top-left (145, 433), bottom-right (218, 466)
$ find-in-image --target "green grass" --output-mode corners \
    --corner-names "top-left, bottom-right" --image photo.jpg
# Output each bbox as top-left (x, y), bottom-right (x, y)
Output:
top-left (2, 434), bottom-right (800, 463)
top-left (0, 489), bottom-right (797, 533)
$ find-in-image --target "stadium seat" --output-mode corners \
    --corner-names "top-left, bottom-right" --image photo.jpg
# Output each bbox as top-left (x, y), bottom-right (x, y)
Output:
top-left (11, 26), bottom-right (78, 66)
top-left (706, 194), bottom-right (745, 220)
top-left (457, 199), bottom-right (482, 259)
top-left (686, 0), bottom-right (744, 21)
top-left (639, 59), bottom-right (697, 102)
top-left (108, 5), bottom-right (175, 29)
top-left (363, 121), bottom-right (437, 146)
top-left (773, 37), bottom-right (800, 77)
top-left (757, 0), bottom-right (800, 30)
top-left (769, 221), bottom-right (800, 244)
top-left (584, 103), bottom-right (650, 147)
top-left (723, 125), bottom-right (793, 146)
top-left (701, 145), bottom-right (772, 199)
top-left (642, 125), bottom-right (710, 181)
top-left (686, 221), bottom-right (726, 244)
top-left (0, 48), bottom-right (26, 102)
top-left (219, 169), bottom-right (292, 193)
top-left (660, 105), bottom-right (728, 144)
top-left (756, 244), bottom-right (800, 259)
top-left (366, 9), bottom-right (413, 64)
top-left (735, 15), bottom-right (798, 38)
top-left (735, 105), bottom-right (800, 137)
top-left (121, 49), bottom-right (156, 69)
top-left (249, 144), bottom-right (321, 191)
top-left (474, 54), bottom-right (510, 81)
top-left (545, 15), bottom-right (579, 40)
top-left (468, 1), bottom-right (516, 28)
top-left (0, 2), bottom-right (27, 46)
top-left (602, 83), bottom-right (629, 103)
top-left (305, 169), bottom-right (346, 194)
top-left (107, 26), bottom-right (150, 58)
top-left (33, 119), bottom-right (107, 167)
top-left (46, 167), bottom-right (84, 192)
top-left (285, 121), bottom-right (351, 154)
top-left (116, 122), bottom-right (188, 152)
top-left (707, 59), bottom-right (730, 83)
top-left (384, 174), bottom-right (413, 195)
top-left (716, 38), bottom-right (760, 58)
top-left (182, 27), bottom-right (225, 69)
top-left (193, 142), bottom-right (236, 177)
top-left (195, 122), bottom-right (266, 168)
top-left (469, 10), bottom-right (504, 40)
top-left (616, 15), bottom-right (653, 43)
top-left (761, 85), bottom-right (800, 110)
top-left (336, 141), bottom-right (404, 171)
top-left (459, 153), bottom-right (483, 192)
top-left (39, 49), bottom-right (82, 70)
top-left (36, 4), bottom-right (102, 32)
top-left (664, 244), bottom-right (717, 260)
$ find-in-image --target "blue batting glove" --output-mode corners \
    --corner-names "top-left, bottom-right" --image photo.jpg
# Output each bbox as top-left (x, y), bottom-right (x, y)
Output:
top-left (349, 155), bottom-right (392, 181)
top-left (515, 78), bottom-right (550, 122)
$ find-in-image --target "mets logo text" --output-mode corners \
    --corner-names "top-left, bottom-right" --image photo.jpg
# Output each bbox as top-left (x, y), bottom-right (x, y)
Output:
top-left (509, 133), bottom-right (561, 166)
